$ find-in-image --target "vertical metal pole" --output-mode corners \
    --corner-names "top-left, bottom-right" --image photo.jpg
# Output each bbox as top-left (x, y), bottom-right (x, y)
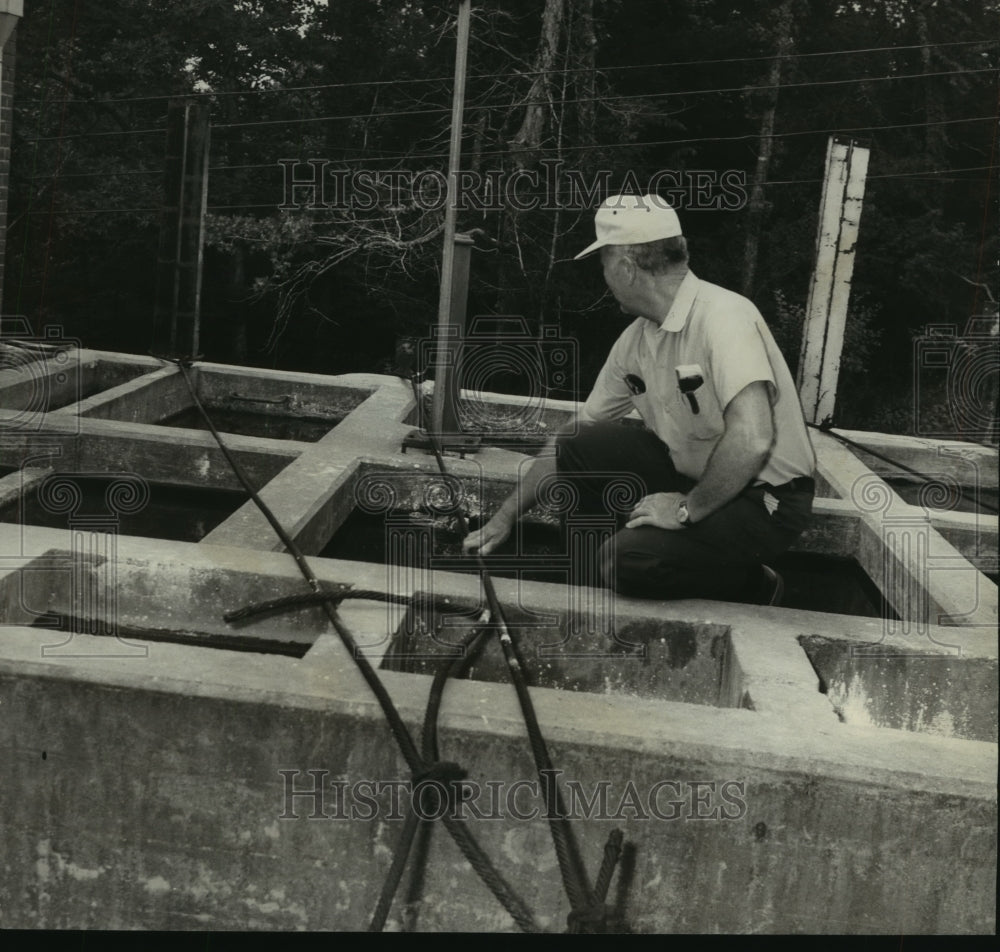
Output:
top-left (152, 100), bottom-right (210, 360)
top-left (189, 104), bottom-right (210, 358)
top-left (797, 136), bottom-right (870, 424)
top-left (430, 0), bottom-right (472, 439)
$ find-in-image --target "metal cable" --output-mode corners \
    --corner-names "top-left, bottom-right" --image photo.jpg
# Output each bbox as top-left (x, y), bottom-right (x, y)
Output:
top-left (401, 372), bottom-right (622, 931)
top-left (809, 420), bottom-right (998, 514)
top-left (160, 354), bottom-right (541, 933)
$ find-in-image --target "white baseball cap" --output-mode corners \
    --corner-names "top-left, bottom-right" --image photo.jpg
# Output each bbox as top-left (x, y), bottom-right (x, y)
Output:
top-left (574, 193), bottom-right (683, 260)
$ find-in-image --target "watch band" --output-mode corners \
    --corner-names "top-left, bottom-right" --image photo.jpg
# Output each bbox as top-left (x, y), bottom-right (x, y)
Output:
top-left (677, 499), bottom-right (693, 527)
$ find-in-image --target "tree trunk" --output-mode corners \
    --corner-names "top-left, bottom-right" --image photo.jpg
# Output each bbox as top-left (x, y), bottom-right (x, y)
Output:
top-left (741, 0), bottom-right (795, 298)
top-left (573, 0), bottom-right (597, 147)
top-left (915, 2), bottom-right (947, 160)
top-left (507, 0), bottom-right (565, 167)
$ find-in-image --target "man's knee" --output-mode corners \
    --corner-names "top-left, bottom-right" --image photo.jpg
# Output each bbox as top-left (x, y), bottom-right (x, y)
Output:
top-left (598, 529), bottom-right (678, 594)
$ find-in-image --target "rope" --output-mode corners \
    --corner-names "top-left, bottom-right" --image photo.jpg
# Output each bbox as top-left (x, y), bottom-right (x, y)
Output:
top-left (372, 619), bottom-right (493, 932)
top-left (223, 587), bottom-right (414, 623)
top-left (156, 354), bottom-right (541, 933)
top-left (398, 370), bottom-right (625, 933)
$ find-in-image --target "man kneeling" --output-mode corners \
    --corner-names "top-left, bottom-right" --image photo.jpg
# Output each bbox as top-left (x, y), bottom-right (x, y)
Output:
top-left (462, 193), bottom-right (816, 606)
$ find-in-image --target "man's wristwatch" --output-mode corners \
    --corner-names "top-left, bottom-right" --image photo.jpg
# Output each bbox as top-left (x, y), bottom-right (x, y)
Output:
top-left (677, 499), bottom-right (693, 527)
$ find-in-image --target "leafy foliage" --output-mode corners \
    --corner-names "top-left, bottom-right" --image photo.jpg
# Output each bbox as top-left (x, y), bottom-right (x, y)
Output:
top-left (7, 0), bottom-right (998, 431)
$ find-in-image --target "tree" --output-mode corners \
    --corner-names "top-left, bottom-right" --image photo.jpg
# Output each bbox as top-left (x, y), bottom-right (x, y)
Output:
top-left (8, 0), bottom-right (997, 433)
top-left (740, 0), bottom-right (796, 298)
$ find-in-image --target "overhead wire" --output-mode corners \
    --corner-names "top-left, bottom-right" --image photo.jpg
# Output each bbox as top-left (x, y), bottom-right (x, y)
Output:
top-left (20, 37), bottom-right (998, 107)
top-left (20, 65), bottom-right (996, 144)
top-left (20, 114), bottom-right (999, 184)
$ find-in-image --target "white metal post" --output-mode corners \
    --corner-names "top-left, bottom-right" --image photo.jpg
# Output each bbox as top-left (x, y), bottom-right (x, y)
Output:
top-left (797, 136), bottom-right (870, 424)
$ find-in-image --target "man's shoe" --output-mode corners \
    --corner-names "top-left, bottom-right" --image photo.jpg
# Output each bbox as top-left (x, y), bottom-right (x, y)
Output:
top-left (759, 564), bottom-right (784, 606)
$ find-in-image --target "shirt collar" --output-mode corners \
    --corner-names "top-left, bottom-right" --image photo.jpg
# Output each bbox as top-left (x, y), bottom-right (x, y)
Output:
top-left (655, 270), bottom-right (699, 333)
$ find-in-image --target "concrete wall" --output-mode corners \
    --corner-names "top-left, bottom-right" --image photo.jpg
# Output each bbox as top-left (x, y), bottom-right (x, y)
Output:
top-left (0, 356), bottom-right (996, 932)
top-left (0, 651), bottom-right (991, 932)
top-left (0, 529), bottom-right (995, 933)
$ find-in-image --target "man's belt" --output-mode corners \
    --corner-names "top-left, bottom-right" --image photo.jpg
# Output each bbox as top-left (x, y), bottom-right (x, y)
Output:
top-left (772, 476), bottom-right (815, 493)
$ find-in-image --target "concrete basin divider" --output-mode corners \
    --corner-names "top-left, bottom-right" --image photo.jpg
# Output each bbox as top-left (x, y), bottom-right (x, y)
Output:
top-left (193, 363), bottom-right (378, 419)
top-left (0, 465), bottom-right (53, 512)
top-left (925, 507), bottom-right (999, 572)
top-left (813, 430), bottom-right (998, 629)
top-left (55, 361), bottom-right (374, 434)
top-left (0, 525), bottom-right (995, 931)
top-left (201, 377), bottom-right (419, 552)
top-left (826, 428), bottom-right (1000, 491)
top-left (0, 348), bottom-right (161, 417)
top-left (0, 409), bottom-right (304, 492)
top-left (0, 359), bottom-right (997, 931)
top-left (55, 364), bottom-right (189, 422)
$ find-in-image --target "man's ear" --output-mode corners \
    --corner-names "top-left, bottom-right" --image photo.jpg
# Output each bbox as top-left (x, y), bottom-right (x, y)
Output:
top-left (619, 254), bottom-right (637, 283)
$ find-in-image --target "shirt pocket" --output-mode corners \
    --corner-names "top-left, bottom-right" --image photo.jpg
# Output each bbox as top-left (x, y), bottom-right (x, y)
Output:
top-left (671, 365), bottom-right (724, 441)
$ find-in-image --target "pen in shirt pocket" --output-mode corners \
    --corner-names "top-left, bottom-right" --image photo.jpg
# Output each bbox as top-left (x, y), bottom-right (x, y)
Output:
top-left (675, 364), bottom-right (704, 414)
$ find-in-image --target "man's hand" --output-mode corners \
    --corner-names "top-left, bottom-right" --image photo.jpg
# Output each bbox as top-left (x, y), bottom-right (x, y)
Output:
top-left (461, 510), bottom-right (515, 556)
top-left (625, 492), bottom-right (686, 530)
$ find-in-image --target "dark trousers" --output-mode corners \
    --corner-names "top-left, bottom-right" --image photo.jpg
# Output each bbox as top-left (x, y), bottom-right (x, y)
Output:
top-left (554, 422), bottom-right (813, 600)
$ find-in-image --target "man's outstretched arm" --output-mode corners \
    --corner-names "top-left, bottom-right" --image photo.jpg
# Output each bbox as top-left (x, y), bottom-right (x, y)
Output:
top-left (460, 415), bottom-right (590, 555)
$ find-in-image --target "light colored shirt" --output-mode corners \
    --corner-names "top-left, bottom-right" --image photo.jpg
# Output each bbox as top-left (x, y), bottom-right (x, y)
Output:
top-left (582, 270), bottom-right (816, 486)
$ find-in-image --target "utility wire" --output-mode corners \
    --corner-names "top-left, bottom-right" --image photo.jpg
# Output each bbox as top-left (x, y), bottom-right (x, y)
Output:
top-left (23, 125), bottom-right (168, 142)
top-left (24, 113), bottom-right (997, 182)
top-left (809, 422), bottom-right (999, 514)
top-left (21, 65), bottom-right (995, 143)
top-left (19, 162), bottom-right (998, 216)
top-left (20, 37), bottom-right (998, 107)
top-left (209, 67), bottom-right (1000, 131)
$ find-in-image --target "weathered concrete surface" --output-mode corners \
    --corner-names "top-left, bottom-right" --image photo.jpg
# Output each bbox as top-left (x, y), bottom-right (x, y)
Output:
top-left (0, 622), bottom-right (993, 933)
top-left (799, 497), bottom-right (997, 573)
top-left (828, 428), bottom-right (999, 490)
top-left (65, 365), bottom-right (189, 423)
top-left (1, 356), bottom-right (997, 932)
top-left (0, 413), bottom-right (300, 493)
top-left (62, 361), bottom-right (372, 429)
top-left (386, 597), bottom-right (733, 706)
top-left (801, 634), bottom-right (998, 743)
top-left (0, 527), bottom-right (995, 932)
top-left (195, 363), bottom-right (376, 419)
top-left (201, 379), bottom-right (417, 552)
top-left (0, 349), bottom-right (159, 417)
top-left (814, 430), bottom-right (998, 628)
top-left (0, 466), bottom-right (50, 512)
